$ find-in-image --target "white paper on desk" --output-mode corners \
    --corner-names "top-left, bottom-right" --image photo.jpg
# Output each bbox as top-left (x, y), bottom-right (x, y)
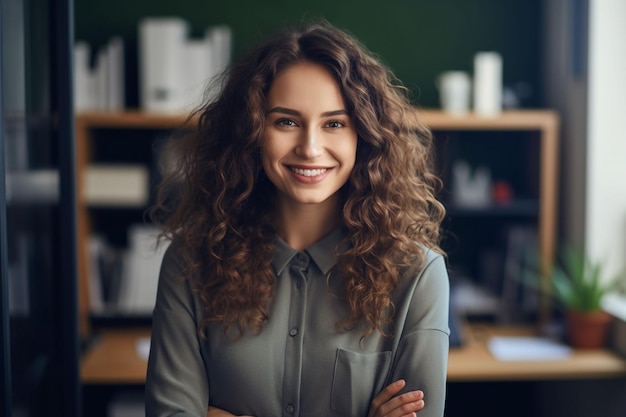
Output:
top-left (136, 337), bottom-right (151, 360)
top-left (488, 336), bottom-right (573, 361)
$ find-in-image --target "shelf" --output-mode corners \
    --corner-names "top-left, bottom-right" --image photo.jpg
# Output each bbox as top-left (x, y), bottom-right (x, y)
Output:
top-left (418, 109), bottom-right (559, 131)
top-left (75, 110), bottom-right (188, 129)
top-left (444, 199), bottom-right (539, 217)
top-left (74, 109), bottom-right (560, 338)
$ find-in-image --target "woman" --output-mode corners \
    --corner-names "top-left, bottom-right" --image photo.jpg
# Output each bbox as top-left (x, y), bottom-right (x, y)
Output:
top-left (146, 21), bottom-right (449, 417)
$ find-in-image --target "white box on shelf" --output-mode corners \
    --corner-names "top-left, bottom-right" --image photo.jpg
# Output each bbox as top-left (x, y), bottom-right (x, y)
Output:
top-left (84, 164), bottom-right (149, 206)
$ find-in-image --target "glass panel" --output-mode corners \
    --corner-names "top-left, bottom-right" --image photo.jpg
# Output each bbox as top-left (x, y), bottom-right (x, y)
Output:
top-left (1, 0), bottom-right (78, 415)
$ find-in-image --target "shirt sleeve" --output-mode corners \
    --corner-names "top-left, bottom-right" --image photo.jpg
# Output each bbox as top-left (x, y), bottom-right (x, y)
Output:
top-left (389, 252), bottom-right (450, 417)
top-left (145, 244), bottom-right (209, 417)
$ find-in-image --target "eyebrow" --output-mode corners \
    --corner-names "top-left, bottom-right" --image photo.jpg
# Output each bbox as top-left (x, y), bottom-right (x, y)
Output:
top-left (267, 106), bottom-right (349, 118)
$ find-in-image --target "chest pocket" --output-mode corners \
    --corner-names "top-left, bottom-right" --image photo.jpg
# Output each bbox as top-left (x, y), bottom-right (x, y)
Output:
top-left (330, 348), bottom-right (392, 417)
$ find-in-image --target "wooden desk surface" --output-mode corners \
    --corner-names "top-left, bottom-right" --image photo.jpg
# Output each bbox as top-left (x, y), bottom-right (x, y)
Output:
top-left (448, 324), bottom-right (626, 381)
top-left (81, 328), bottom-right (151, 384)
top-left (80, 325), bottom-right (626, 384)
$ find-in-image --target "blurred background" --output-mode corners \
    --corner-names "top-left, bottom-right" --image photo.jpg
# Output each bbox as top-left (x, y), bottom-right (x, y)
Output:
top-left (2, 0), bottom-right (626, 416)
top-left (74, 0), bottom-right (544, 109)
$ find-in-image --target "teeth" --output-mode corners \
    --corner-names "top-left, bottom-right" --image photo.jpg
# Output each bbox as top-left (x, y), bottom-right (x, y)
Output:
top-left (291, 167), bottom-right (327, 177)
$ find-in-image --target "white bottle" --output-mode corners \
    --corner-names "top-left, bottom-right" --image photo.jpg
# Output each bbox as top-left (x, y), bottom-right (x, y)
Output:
top-left (473, 52), bottom-right (502, 116)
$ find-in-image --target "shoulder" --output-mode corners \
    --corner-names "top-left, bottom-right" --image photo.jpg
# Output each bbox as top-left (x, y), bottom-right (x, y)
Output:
top-left (159, 240), bottom-right (186, 278)
top-left (413, 246), bottom-right (449, 286)
top-left (394, 246), bottom-right (450, 333)
top-left (398, 246), bottom-right (449, 308)
top-left (155, 240), bottom-right (198, 312)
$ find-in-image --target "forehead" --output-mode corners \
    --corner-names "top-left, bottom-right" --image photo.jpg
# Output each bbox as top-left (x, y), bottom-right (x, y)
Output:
top-left (266, 61), bottom-right (346, 110)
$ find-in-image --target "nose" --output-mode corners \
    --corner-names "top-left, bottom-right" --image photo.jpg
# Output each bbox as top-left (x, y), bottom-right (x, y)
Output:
top-left (296, 127), bottom-right (323, 159)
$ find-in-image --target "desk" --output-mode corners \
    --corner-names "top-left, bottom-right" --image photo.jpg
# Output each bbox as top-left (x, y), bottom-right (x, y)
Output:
top-left (81, 328), bottom-right (151, 384)
top-left (80, 324), bottom-right (626, 385)
top-left (448, 324), bottom-right (626, 381)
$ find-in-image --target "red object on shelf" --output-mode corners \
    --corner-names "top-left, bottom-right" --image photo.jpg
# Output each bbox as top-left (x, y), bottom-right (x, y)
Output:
top-left (492, 180), bottom-right (513, 204)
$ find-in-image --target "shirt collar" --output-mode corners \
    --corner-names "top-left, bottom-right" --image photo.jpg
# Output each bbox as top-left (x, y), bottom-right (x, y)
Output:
top-left (271, 227), bottom-right (346, 276)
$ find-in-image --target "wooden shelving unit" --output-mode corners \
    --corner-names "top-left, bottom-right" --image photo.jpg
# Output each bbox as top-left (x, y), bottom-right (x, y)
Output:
top-left (75, 111), bottom-right (188, 337)
top-left (419, 110), bottom-right (560, 325)
top-left (75, 109), bottom-right (580, 386)
top-left (417, 109), bottom-right (560, 275)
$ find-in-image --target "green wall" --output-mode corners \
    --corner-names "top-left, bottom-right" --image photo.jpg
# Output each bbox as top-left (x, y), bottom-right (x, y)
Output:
top-left (75, 0), bottom-right (542, 109)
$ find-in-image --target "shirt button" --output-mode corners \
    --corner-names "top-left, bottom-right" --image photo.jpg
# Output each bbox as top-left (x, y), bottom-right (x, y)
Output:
top-left (285, 404), bottom-right (295, 414)
top-left (296, 252), bottom-right (307, 263)
top-left (289, 328), bottom-right (298, 337)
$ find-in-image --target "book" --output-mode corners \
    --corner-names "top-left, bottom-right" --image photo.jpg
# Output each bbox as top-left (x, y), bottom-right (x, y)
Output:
top-left (74, 41), bottom-right (95, 111)
top-left (139, 17), bottom-right (189, 112)
top-left (84, 165), bottom-right (149, 206)
top-left (74, 37), bottom-right (125, 112)
top-left (117, 225), bottom-right (169, 314)
top-left (106, 37), bottom-right (125, 110)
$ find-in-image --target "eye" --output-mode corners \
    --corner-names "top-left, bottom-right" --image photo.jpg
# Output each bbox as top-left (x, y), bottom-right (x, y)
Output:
top-left (326, 120), bottom-right (345, 129)
top-left (276, 118), bottom-right (298, 127)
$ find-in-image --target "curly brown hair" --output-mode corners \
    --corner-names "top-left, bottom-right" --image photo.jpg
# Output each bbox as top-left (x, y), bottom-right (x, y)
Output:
top-left (150, 21), bottom-right (446, 338)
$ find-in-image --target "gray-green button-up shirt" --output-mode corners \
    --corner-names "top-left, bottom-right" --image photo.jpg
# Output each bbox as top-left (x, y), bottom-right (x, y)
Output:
top-left (146, 228), bottom-right (450, 417)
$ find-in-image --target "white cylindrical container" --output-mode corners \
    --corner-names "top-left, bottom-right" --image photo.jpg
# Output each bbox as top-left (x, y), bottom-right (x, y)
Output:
top-left (437, 71), bottom-right (471, 115)
top-left (473, 52), bottom-right (502, 116)
top-left (139, 18), bottom-right (189, 112)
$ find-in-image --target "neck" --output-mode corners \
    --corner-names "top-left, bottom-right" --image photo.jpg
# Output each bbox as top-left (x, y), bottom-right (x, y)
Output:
top-left (275, 196), bottom-right (342, 251)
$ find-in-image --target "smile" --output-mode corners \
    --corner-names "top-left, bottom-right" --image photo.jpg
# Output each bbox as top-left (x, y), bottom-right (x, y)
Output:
top-left (289, 167), bottom-right (328, 177)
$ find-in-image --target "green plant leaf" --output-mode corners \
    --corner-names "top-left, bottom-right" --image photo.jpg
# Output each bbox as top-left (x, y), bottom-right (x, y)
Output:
top-left (518, 243), bottom-right (623, 312)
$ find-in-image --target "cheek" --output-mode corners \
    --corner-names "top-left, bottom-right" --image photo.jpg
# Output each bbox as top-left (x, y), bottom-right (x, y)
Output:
top-left (260, 137), bottom-right (284, 173)
top-left (341, 137), bottom-right (358, 168)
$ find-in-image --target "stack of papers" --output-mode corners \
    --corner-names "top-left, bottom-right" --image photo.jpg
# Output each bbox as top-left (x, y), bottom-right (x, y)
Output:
top-left (488, 336), bottom-right (573, 361)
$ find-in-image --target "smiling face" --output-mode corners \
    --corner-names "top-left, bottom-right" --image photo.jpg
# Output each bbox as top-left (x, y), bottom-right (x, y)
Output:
top-left (262, 61), bottom-right (358, 211)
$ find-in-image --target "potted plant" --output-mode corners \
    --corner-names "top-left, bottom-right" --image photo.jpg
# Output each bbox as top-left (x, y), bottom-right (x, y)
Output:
top-left (527, 246), bottom-right (624, 348)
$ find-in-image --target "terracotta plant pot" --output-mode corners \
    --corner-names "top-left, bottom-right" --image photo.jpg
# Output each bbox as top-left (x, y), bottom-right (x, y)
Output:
top-left (565, 310), bottom-right (612, 348)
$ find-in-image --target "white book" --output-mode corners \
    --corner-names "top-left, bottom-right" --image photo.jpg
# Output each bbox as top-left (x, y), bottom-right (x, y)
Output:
top-left (94, 48), bottom-right (109, 110)
top-left (88, 236), bottom-right (105, 313)
top-left (106, 37), bottom-right (125, 110)
top-left (205, 25), bottom-right (232, 79)
top-left (117, 225), bottom-right (169, 314)
top-left (181, 39), bottom-right (210, 111)
top-left (74, 41), bottom-right (95, 112)
top-left (84, 164), bottom-right (149, 206)
top-left (139, 17), bottom-right (189, 112)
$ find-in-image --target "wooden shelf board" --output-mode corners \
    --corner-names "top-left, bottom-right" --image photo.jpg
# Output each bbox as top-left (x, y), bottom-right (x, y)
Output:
top-left (75, 110), bottom-right (188, 129)
top-left (418, 109), bottom-right (559, 131)
top-left (75, 109), bottom-right (558, 131)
